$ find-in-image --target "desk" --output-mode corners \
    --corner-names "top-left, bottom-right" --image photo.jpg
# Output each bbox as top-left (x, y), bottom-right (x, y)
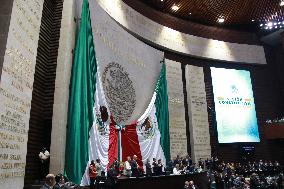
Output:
top-left (113, 172), bottom-right (208, 189)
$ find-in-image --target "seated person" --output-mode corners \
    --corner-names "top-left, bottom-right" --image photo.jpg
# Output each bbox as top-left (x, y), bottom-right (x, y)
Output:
top-left (54, 174), bottom-right (67, 189)
top-left (41, 174), bottom-right (56, 189)
top-left (188, 180), bottom-right (198, 189)
top-left (184, 181), bottom-right (190, 189)
top-left (173, 164), bottom-right (181, 175)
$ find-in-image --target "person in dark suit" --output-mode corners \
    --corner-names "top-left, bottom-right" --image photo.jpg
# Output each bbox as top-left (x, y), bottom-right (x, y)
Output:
top-left (173, 155), bottom-right (181, 166)
top-left (106, 164), bottom-right (117, 189)
top-left (145, 159), bottom-right (152, 177)
top-left (131, 155), bottom-right (139, 177)
top-left (157, 159), bottom-right (163, 176)
top-left (152, 158), bottom-right (158, 176)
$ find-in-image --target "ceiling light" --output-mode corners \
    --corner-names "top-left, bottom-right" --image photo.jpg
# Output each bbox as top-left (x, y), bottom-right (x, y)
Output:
top-left (267, 22), bottom-right (273, 27)
top-left (280, 0), bottom-right (284, 6)
top-left (265, 27), bottom-right (268, 30)
top-left (189, 12), bottom-right (192, 15)
top-left (218, 17), bottom-right (225, 23)
top-left (171, 5), bottom-right (179, 11)
top-left (161, 0), bottom-right (163, 1)
top-left (260, 24), bottom-right (263, 27)
top-left (252, 19), bottom-right (255, 22)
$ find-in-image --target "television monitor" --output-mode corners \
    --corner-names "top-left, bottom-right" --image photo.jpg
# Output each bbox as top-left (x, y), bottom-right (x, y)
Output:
top-left (211, 67), bottom-right (260, 143)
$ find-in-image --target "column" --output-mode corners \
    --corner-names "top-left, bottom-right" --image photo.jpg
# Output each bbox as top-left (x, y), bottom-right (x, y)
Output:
top-left (165, 59), bottom-right (188, 159)
top-left (185, 65), bottom-right (211, 163)
top-left (49, 0), bottom-right (76, 174)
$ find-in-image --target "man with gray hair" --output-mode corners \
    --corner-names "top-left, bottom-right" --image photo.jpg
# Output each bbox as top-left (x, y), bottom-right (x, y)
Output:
top-left (40, 174), bottom-right (56, 189)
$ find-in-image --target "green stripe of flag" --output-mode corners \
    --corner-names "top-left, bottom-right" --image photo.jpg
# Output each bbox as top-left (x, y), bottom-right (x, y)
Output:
top-left (155, 62), bottom-right (171, 162)
top-left (64, 0), bottom-right (97, 184)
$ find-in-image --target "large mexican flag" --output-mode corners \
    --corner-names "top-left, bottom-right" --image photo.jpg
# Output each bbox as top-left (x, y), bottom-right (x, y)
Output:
top-left (64, 0), bottom-right (170, 185)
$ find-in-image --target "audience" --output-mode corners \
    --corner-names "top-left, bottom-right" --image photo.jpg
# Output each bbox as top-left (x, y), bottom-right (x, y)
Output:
top-left (45, 155), bottom-right (283, 189)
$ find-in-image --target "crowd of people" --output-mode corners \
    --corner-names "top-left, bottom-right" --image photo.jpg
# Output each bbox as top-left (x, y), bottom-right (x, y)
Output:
top-left (40, 155), bottom-right (283, 189)
top-left (105, 154), bottom-right (203, 179)
top-left (207, 158), bottom-right (283, 189)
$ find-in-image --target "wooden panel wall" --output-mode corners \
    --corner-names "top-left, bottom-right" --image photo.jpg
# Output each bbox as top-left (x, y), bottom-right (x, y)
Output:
top-left (24, 0), bottom-right (63, 185)
top-left (165, 51), bottom-right (284, 164)
top-left (0, 0), bottom-right (14, 81)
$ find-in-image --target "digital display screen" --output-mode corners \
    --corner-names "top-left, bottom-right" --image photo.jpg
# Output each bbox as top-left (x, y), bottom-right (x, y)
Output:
top-left (211, 67), bottom-right (260, 143)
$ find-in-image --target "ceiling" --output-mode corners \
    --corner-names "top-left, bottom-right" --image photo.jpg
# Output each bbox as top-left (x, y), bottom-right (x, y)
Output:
top-left (138, 0), bottom-right (284, 32)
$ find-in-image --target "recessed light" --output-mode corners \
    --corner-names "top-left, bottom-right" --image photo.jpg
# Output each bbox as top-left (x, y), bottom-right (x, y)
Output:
top-left (189, 12), bottom-right (192, 15)
top-left (171, 5), bottom-right (179, 11)
top-left (161, 0), bottom-right (163, 1)
top-left (252, 19), bottom-right (255, 22)
top-left (280, 0), bottom-right (284, 6)
top-left (267, 22), bottom-right (273, 27)
top-left (218, 18), bottom-right (225, 23)
top-left (260, 24), bottom-right (263, 27)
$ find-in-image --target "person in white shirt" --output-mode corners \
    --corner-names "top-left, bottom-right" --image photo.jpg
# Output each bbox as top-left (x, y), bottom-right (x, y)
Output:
top-left (173, 164), bottom-right (181, 175)
top-left (124, 156), bottom-right (132, 177)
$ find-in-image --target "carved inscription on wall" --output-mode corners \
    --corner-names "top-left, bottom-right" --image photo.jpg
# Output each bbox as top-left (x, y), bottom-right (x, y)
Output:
top-left (165, 59), bottom-right (187, 158)
top-left (0, 0), bottom-right (44, 188)
top-left (185, 65), bottom-right (211, 163)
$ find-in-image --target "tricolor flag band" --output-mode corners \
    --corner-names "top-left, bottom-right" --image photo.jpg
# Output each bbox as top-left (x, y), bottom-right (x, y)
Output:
top-left (64, 0), bottom-right (170, 185)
